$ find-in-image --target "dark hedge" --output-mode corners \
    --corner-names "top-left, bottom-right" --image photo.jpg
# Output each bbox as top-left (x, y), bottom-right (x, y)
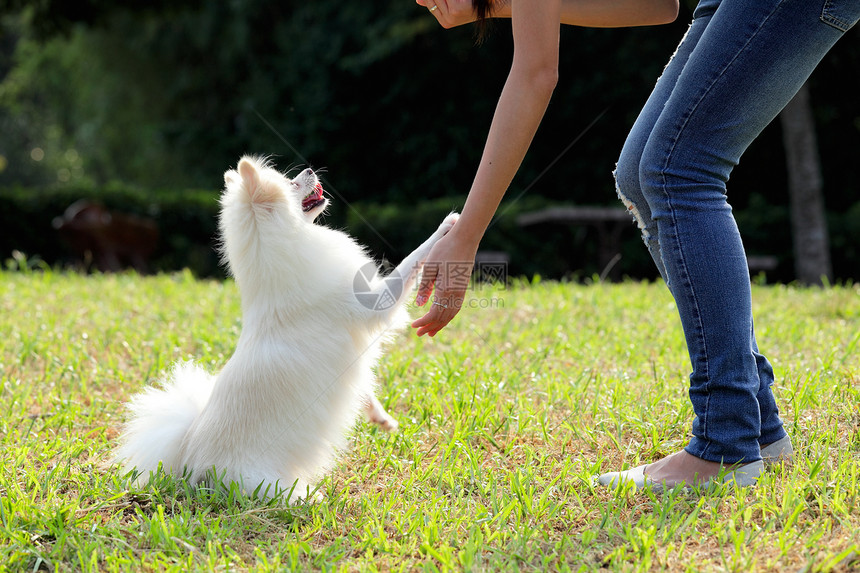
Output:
top-left (2, 185), bottom-right (858, 282)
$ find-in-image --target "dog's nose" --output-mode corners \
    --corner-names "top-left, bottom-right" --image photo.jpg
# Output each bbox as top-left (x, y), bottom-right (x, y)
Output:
top-left (301, 168), bottom-right (314, 178)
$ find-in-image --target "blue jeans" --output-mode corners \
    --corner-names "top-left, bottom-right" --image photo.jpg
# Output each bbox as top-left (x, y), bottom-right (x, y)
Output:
top-left (614, 0), bottom-right (860, 464)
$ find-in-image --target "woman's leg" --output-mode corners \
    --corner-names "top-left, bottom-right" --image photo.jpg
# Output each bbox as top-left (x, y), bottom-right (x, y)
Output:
top-left (640, 0), bottom-right (857, 465)
top-left (611, 0), bottom-right (858, 479)
top-left (614, 16), bottom-right (703, 282)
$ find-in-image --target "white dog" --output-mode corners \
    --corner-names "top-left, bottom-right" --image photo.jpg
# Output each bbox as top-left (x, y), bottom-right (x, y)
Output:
top-left (115, 156), bottom-right (458, 500)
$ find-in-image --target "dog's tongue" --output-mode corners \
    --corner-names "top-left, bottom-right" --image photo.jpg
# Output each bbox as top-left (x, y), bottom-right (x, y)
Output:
top-left (302, 182), bottom-right (324, 209)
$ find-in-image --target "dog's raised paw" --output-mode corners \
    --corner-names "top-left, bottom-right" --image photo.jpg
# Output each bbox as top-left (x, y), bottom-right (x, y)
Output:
top-left (439, 212), bottom-right (460, 234)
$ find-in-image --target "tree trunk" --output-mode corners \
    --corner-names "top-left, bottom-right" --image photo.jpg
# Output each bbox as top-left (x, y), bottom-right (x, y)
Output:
top-left (779, 81), bottom-right (832, 286)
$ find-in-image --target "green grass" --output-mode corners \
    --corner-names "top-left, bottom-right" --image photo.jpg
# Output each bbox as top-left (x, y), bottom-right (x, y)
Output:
top-left (1, 269), bottom-right (858, 572)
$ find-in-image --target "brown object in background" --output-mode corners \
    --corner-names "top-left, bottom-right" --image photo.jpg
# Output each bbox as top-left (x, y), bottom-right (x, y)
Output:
top-left (52, 200), bottom-right (159, 273)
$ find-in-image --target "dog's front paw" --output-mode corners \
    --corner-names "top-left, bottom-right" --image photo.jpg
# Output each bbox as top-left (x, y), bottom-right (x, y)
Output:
top-left (438, 212), bottom-right (460, 235)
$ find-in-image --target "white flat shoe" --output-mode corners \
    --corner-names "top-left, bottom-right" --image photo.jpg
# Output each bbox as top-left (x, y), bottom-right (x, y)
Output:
top-left (760, 434), bottom-right (793, 465)
top-left (596, 463), bottom-right (650, 489)
top-left (596, 459), bottom-right (764, 491)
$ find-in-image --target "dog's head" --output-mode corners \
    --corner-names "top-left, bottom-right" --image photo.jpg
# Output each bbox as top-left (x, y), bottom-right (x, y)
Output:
top-left (219, 156), bottom-right (332, 284)
top-left (222, 156), bottom-right (329, 226)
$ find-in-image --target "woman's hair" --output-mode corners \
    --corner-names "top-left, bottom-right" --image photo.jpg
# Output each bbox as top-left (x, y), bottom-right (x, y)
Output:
top-left (472, 0), bottom-right (497, 42)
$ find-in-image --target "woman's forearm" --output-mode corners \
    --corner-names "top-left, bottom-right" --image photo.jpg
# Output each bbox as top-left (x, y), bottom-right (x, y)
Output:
top-left (493, 0), bottom-right (679, 27)
top-left (453, 71), bottom-right (557, 246)
top-left (417, 0), bottom-right (678, 29)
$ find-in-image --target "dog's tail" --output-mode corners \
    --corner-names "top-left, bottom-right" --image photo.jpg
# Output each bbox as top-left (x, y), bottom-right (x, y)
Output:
top-left (114, 361), bottom-right (215, 483)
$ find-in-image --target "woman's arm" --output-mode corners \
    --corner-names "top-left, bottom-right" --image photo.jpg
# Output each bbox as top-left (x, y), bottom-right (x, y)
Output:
top-left (416, 0), bottom-right (679, 29)
top-left (411, 0), bottom-right (561, 337)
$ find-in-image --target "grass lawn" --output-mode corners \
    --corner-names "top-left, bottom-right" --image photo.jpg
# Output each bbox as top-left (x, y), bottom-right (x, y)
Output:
top-left (1, 269), bottom-right (858, 572)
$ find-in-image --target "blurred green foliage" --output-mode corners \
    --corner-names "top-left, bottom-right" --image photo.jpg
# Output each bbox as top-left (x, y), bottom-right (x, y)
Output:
top-left (1, 0), bottom-right (693, 195)
top-left (0, 0), bottom-right (858, 279)
top-left (0, 184), bottom-right (222, 275)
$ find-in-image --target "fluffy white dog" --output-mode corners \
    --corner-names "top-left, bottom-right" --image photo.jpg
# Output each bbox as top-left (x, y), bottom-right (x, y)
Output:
top-left (115, 156), bottom-right (458, 501)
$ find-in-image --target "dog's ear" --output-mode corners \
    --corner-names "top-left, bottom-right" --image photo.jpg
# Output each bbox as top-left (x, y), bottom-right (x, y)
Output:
top-left (224, 169), bottom-right (240, 188)
top-left (238, 157), bottom-right (260, 197)
top-left (237, 157), bottom-right (278, 210)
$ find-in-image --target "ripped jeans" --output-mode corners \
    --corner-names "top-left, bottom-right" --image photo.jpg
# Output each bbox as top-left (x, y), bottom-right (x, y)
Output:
top-left (614, 0), bottom-right (860, 464)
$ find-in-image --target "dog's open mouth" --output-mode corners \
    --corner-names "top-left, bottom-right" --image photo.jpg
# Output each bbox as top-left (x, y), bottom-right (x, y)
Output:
top-left (301, 182), bottom-right (326, 212)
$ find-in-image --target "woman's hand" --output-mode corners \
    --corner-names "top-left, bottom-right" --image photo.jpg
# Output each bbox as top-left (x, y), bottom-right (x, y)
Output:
top-left (411, 231), bottom-right (478, 337)
top-left (414, 0), bottom-right (479, 28)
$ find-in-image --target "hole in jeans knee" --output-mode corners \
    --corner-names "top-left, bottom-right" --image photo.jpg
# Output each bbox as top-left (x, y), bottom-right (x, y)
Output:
top-left (613, 166), bottom-right (649, 242)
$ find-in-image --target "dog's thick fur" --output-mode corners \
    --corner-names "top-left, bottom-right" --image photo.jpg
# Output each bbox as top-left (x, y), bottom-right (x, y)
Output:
top-left (115, 156), bottom-right (458, 500)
